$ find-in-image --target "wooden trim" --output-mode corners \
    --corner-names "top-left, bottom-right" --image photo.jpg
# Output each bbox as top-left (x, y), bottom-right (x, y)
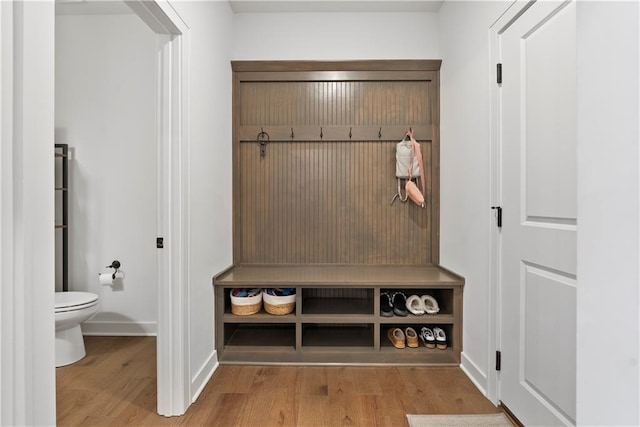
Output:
top-left (232, 71), bottom-right (242, 264)
top-left (232, 59), bottom-right (442, 72)
top-left (499, 401), bottom-right (525, 427)
top-left (213, 265), bottom-right (464, 287)
top-left (238, 125), bottom-right (434, 143)
top-left (235, 70), bottom-right (438, 82)
top-left (430, 72), bottom-right (441, 264)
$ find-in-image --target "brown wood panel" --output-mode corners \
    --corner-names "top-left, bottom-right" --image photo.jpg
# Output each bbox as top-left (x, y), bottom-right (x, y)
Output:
top-left (233, 62), bottom-right (439, 265)
top-left (239, 140), bottom-right (431, 264)
top-left (232, 59), bottom-right (442, 72)
top-left (239, 81), bottom-right (433, 127)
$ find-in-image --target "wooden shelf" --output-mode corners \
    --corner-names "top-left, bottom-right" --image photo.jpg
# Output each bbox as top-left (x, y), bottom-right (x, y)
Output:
top-left (223, 310), bottom-right (295, 324)
top-left (214, 265), bottom-right (463, 287)
top-left (213, 264), bottom-right (463, 365)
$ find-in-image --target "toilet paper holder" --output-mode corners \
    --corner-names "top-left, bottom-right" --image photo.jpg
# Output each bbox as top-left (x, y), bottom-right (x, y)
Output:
top-left (105, 260), bottom-right (121, 279)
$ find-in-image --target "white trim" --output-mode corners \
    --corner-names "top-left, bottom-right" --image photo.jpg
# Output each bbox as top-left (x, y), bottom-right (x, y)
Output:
top-left (1, 2), bottom-right (56, 425)
top-left (0, 3), bottom-right (16, 424)
top-left (190, 351), bottom-right (219, 403)
top-left (81, 321), bottom-right (158, 336)
top-left (460, 352), bottom-right (489, 396)
top-left (487, 12), bottom-right (502, 406)
top-left (487, 0), bottom-right (527, 407)
top-left (126, 0), bottom-right (191, 417)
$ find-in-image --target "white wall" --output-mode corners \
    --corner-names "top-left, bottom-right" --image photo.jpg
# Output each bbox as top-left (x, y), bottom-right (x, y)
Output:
top-left (232, 12), bottom-right (439, 59)
top-left (576, 2), bottom-right (640, 425)
top-left (55, 13), bottom-right (158, 335)
top-left (0, 1), bottom-right (56, 425)
top-left (437, 0), bottom-right (511, 396)
top-left (169, 1), bottom-right (234, 399)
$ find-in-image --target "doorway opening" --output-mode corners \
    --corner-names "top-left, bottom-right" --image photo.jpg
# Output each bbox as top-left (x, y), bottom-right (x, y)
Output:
top-left (54, 0), bottom-right (190, 416)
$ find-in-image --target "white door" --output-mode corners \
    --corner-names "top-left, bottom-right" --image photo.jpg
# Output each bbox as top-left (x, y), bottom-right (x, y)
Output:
top-left (498, 1), bottom-right (577, 425)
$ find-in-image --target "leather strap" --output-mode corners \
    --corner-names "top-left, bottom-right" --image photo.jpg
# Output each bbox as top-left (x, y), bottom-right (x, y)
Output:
top-left (407, 129), bottom-right (426, 195)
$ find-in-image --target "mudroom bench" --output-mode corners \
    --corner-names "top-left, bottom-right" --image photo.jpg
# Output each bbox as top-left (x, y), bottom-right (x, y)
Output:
top-left (216, 60), bottom-right (461, 366)
top-left (213, 264), bottom-right (464, 365)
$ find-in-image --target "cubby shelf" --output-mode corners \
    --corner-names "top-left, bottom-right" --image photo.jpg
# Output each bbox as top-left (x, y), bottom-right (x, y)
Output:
top-left (213, 264), bottom-right (464, 366)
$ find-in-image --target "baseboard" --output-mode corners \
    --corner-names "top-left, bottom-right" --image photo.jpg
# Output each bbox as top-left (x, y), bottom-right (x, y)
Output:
top-left (81, 321), bottom-right (157, 336)
top-left (460, 351), bottom-right (488, 396)
top-left (191, 350), bottom-right (219, 403)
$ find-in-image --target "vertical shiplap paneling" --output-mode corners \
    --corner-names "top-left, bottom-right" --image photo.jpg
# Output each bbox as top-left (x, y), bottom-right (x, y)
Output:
top-left (238, 80), bottom-right (433, 264)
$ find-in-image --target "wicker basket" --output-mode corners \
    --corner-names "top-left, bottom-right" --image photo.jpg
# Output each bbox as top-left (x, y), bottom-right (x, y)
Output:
top-left (262, 291), bottom-right (295, 315)
top-left (230, 289), bottom-right (262, 316)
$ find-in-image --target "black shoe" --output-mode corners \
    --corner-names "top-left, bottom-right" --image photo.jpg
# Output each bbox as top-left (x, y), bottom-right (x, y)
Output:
top-left (392, 291), bottom-right (408, 317)
top-left (380, 291), bottom-right (393, 317)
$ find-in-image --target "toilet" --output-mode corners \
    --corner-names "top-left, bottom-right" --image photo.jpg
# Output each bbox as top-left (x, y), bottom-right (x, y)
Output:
top-left (55, 291), bottom-right (99, 367)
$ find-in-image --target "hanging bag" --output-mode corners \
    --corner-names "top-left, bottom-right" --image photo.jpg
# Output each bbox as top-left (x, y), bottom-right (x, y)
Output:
top-left (391, 129), bottom-right (426, 208)
top-left (396, 136), bottom-right (420, 179)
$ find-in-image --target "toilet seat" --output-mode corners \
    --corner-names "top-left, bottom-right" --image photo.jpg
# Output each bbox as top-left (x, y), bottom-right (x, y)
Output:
top-left (55, 291), bottom-right (99, 313)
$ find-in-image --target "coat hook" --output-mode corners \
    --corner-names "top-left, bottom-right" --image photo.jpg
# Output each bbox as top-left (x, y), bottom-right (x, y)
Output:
top-left (349, 127), bottom-right (352, 139)
top-left (320, 127), bottom-right (323, 139)
top-left (378, 127), bottom-right (382, 139)
top-left (290, 128), bottom-right (295, 139)
top-left (257, 127), bottom-right (270, 158)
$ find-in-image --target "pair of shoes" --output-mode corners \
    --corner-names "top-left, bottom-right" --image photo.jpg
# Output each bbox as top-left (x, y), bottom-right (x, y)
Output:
top-left (380, 291), bottom-right (409, 317)
top-left (419, 326), bottom-right (447, 350)
top-left (387, 327), bottom-right (419, 349)
top-left (405, 294), bottom-right (440, 315)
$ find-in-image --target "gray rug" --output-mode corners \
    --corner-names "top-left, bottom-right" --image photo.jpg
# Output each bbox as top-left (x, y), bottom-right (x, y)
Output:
top-left (406, 413), bottom-right (513, 427)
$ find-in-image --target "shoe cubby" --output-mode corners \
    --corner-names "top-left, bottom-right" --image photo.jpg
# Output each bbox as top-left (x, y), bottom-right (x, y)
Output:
top-left (380, 324), bottom-right (453, 350)
top-left (222, 287), bottom-right (297, 320)
top-left (381, 288), bottom-right (454, 316)
top-left (302, 323), bottom-right (374, 348)
top-left (213, 265), bottom-right (463, 365)
top-left (223, 323), bottom-right (296, 349)
top-left (301, 288), bottom-right (373, 315)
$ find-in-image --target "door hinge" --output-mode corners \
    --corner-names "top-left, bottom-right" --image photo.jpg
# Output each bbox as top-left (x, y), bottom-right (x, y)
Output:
top-left (156, 237), bottom-right (164, 249)
top-left (496, 350), bottom-right (502, 371)
top-left (491, 206), bottom-right (502, 228)
top-left (497, 63), bottom-right (503, 84)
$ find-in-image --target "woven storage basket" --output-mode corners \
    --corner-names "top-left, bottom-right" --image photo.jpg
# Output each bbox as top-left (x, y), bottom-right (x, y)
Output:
top-left (263, 291), bottom-right (295, 315)
top-left (230, 289), bottom-right (262, 316)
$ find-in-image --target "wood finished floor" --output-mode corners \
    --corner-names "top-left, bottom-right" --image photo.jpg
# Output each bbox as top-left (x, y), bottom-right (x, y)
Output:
top-left (57, 336), bottom-right (502, 426)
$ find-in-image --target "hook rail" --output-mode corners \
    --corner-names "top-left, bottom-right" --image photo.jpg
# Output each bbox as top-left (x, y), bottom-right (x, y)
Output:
top-left (241, 125), bottom-right (433, 143)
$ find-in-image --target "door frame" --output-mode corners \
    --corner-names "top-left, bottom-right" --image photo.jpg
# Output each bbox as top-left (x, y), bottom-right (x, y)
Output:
top-left (125, 0), bottom-right (191, 416)
top-left (487, 0), bottom-right (534, 407)
top-left (0, 0), bottom-right (192, 422)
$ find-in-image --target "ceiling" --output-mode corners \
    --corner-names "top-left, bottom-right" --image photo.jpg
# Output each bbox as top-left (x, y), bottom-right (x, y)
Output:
top-left (228, 1), bottom-right (445, 13)
top-left (55, 0), bottom-right (445, 16)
